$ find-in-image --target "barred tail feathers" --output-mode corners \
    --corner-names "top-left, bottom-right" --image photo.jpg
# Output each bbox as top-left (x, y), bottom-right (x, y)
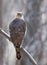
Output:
top-left (16, 47), bottom-right (21, 60)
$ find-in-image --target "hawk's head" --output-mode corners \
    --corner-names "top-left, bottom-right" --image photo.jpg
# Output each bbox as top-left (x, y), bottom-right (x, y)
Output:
top-left (16, 12), bottom-right (24, 19)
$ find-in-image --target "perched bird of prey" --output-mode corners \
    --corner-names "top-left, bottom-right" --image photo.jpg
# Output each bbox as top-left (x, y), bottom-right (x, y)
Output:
top-left (9, 12), bottom-right (26, 60)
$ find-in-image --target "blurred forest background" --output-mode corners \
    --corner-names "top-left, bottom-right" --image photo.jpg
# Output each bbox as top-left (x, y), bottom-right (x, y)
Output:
top-left (0, 0), bottom-right (47, 65)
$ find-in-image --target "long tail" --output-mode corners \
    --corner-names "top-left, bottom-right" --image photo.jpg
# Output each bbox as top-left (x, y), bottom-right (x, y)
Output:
top-left (16, 46), bottom-right (21, 60)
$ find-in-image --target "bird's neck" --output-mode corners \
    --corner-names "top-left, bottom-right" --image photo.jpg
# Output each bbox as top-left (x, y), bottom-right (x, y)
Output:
top-left (16, 16), bottom-right (24, 20)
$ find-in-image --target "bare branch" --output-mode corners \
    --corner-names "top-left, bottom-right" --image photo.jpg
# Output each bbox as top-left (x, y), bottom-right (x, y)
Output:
top-left (21, 47), bottom-right (37, 65)
top-left (0, 28), bottom-right (10, 41)
top-left (0, 28), bottom-right (38, 65)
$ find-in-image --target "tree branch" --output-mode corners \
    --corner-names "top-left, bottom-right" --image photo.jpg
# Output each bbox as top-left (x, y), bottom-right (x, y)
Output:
top-left (0, 28), bottom-right (37, 65)
top-left (0, 28), bottom-right (10, 40)
top-left (21, 47), bottom-right (37, 65)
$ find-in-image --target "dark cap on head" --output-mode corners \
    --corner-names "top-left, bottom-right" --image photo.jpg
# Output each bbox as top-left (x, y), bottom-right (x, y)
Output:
top-left (17, 12), bottom-right (22, 17)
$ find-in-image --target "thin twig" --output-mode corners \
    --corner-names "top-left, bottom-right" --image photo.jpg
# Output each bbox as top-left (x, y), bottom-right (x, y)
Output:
top-left (0, 28), bottom-right (38, 65)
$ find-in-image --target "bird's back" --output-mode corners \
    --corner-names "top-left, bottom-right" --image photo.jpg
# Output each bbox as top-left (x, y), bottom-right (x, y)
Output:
top-left (9, 18), bottom-right (26, 44)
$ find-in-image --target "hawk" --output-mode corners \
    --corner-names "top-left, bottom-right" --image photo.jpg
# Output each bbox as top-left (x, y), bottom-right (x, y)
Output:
top-left (9, 12), bottom-right (26, 60)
